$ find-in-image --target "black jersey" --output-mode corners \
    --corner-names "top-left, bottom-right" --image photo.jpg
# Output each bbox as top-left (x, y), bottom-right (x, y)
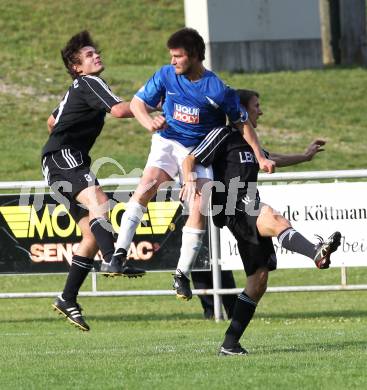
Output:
top-left (42, 75), bottom-right (122, 157)
top-left (191, 126), bottom-right (268, 227)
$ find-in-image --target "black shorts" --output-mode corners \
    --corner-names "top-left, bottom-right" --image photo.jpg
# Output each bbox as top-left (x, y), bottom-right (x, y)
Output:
top-left (226, 207), bottom-right (277, 277)
top-left (42, 148), bottom-right (99, 222)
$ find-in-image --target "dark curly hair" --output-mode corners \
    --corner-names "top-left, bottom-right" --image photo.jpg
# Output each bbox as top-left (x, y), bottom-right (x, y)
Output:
top-left (167, 28), bottom-right (205, 61)
top-left (61, 30), bottom-right (99, 79)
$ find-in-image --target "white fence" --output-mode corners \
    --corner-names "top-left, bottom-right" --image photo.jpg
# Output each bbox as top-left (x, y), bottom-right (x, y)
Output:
top-left (0, 169), bottom-right (367, 321)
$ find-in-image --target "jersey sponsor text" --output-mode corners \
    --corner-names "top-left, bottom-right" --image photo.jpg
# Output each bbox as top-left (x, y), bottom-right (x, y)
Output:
top-left (173, 103), bottom-right (200, 124)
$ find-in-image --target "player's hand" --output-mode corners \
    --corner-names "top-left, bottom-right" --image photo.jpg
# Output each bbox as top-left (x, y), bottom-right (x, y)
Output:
top-left (304, 139), bottom-right (326, 160)
top-left (259, 157), bottom-right (276, 173)
top-left (149, 115), bottom-right (167, 132)
top-left (179, 181), bottom-right (200, 204)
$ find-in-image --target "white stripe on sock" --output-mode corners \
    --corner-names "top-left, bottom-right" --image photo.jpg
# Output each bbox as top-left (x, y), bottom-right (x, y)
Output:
top-left (278, 228), bottom-right (295, 247)
top-left (238, 293), bottom-right (257, 307)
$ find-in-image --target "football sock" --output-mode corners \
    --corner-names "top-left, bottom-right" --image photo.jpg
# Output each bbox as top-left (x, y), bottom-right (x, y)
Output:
top-left (89, 217), bottom-right (115, 262)
top-left (277, 227), bottom-right (316, 259)
top-left (222, 291), bottom-right (257, 348)
top-left (62, 255), bottom-right (94, 302)
top-left (115, 200), bottom-right (146, 252)
top-left (176, 226), bottom-right (205, 277)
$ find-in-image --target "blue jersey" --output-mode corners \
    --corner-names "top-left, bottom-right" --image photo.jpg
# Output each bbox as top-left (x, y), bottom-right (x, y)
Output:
top-left (135, 65), bottom-right (245, 147)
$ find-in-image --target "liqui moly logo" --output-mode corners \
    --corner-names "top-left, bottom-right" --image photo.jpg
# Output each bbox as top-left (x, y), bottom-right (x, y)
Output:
top-left (173, 103), bottom-right (200, 124)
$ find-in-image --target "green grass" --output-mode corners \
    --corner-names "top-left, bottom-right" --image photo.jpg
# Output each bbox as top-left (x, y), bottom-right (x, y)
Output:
top-left (1, 2), bottom-right (366, 388)
top-left (0, 1), bottom-right (366, 181)
top-left (0, 270), bottom-right (367, 389)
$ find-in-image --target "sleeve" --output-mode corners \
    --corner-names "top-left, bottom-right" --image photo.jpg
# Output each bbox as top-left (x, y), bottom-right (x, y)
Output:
top-left (220, 87), bottom-right (248, 124)
top-left (51, 93), bottom-right (67, 118)
top-left (134, 68), bottom-right (166, 108)
top-left (52, 106), bottom-right (59, 118)
top-left (190, 126), bottom-right (232, 167)
top-left (80, 76), bottom-right (122, 112)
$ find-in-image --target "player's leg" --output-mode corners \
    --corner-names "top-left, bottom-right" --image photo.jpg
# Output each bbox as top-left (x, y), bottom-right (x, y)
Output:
top-left (245, 267), bottom-right (268, 303)
top-left (191, 270), bottom-right (237, 320)
top-left (46, 150), bottom-right (114, 263)
top-left (76, 185), bottom-right (114, 260)
top-left (221, 270), bottom-right (237, 319)
top-left (257, 204), bottom-right (341, 269)
top-left (173, 128), bottom-right (229, 300)
top-left (114, 166), bottom-right (172, 256)
top-left (44, 153), bottom-right (98, 329)
top-left (53, 214), bottom-right (97, 331)
top-left (173, 177), bottom-right (209, 300)
top-left (220, 267), bottom-right (269, 356)
top-left (191, 271), bottom-right (215, 319)
top-left (174, 159), bottom-right (212, 300)
top-left (219, 213), bottom-right (276, 356)
top-left (114, 134), bottom-right (175, 264)
top-left (76, 184), bottom-right (146, 277)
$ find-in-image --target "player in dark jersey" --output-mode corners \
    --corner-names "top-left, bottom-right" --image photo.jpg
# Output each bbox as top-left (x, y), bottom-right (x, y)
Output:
top-left (113, 28), bottom-right (275, 301)
top-left (182, 89), bottom-right (341, 355)
top-left (42, 31), bottom-right (145, 331)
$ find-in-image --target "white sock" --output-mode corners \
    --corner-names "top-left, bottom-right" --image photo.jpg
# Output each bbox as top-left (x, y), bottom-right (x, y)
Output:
top-left (176, 226), bottom-right (206, 277)
top-left (115, 200), bottom-right (147, 252)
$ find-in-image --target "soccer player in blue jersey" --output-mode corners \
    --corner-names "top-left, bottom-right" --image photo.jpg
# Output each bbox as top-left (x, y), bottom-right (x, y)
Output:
top-left (114, 28), bottom-right (275, 299)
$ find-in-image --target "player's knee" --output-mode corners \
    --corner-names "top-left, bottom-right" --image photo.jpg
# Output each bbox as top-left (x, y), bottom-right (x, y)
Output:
top-left (79, 189), bottom-right (110, 218)
top-left (262, 205), bottom-right (290, 232)
top-left (135, 183), bottom-right (158, 204)
top-left (96, 190), bottom-right (109, 205)
top-left (272, 214), bottom-right (291, 236)
top-left (258, 205), bottom-right (275, 224)
top-left (274, 213), bottom-right (290, 227)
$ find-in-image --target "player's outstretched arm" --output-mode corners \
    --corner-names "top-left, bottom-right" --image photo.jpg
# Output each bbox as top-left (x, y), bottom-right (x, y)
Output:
top-left (110, 101), bottom-right (135, 118)
top-left (130, 96), bottom-right (166, 132)
top-left (270, 139), bottom-right (326, 167)
top-left (235, 121), bottom-right (275, 173)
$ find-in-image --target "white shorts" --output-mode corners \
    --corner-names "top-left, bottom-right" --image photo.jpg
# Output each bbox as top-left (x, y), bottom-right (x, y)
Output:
top-left (145, 133), bottom-right (213, 182)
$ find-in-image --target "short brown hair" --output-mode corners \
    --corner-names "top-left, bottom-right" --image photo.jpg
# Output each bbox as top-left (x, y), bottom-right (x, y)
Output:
top-left (167, 28), bottom-right (205, 61)
top-left (236, 89), bottom-right (260, 109)
top-left (61, 30), bottom-right (99, 79)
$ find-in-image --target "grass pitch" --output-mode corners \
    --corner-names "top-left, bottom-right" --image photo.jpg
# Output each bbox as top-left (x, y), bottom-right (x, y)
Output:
top-left (0, 2), bottom-right (366, 388)
top-left (0, 270), bottom-right (366, 389)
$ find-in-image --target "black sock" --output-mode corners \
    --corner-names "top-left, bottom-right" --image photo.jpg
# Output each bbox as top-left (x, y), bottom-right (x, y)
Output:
top-left (277, 227), bottom-right (316, 259)
top-left (222, 291), bottom-right (257, 348)
top-left (62, 255), bottom-right (94, 302)
top-left (89, 217), bottom-right (115, 262)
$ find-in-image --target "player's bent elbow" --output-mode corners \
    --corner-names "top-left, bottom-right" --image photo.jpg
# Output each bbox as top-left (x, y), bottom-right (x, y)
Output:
top-left (47, 115), bottom-right (55, 133)
top-left (130, 96), bottom-right (144, 115)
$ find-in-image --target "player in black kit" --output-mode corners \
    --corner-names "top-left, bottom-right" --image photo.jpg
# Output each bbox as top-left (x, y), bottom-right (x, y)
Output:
top-left (181, 89), bottom-right (341, 355)
top-left (42, 31), bottom-right (145, 331)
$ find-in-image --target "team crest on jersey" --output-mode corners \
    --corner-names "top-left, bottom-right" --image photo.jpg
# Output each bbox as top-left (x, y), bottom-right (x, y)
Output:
top-left (173, 103), bottom-right (200, 124)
